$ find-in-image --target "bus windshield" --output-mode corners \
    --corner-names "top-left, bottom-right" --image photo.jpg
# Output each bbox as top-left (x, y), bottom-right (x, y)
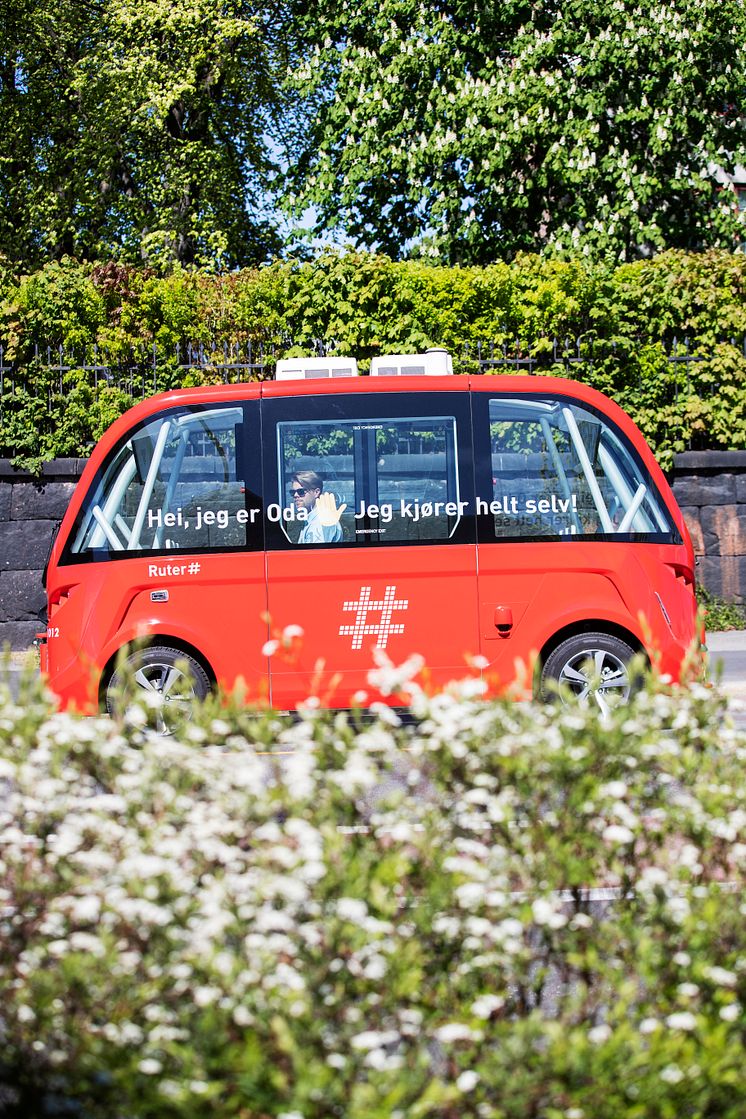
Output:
top-left (70, 405), bottom-right (248, 554)
top-left (487, 395), bottom-right (676, 538)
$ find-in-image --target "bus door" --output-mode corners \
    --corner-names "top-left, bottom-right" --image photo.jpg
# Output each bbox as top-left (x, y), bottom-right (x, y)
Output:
top-left (472, 391), bottom-right (681, 694)
top-left (59, 400), bottom-right (268, 702)
top-left (261, 390), bottom-right (478, 709)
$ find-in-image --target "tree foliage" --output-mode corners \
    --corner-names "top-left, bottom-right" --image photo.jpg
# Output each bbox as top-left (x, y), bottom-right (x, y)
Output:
top-left (0, 0), bottom-right (291, 269)
top-left (285, 0), bottom-right (746, 263)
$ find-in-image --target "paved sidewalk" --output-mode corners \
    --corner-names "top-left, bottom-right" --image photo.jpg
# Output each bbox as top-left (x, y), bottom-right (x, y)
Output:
top-left (706, 630), bottom-right (746, 701)
top-left (706, 630), bottom-right (746, 653)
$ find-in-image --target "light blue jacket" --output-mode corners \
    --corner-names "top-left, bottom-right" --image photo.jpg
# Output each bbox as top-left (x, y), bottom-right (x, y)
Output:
top-left (297, 504), bottom-right (343, 545)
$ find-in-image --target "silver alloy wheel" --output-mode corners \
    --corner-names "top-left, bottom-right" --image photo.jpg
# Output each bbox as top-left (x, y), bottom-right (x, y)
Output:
top-left (132, 661), bottom-right (195, 733)
top-left (540, 632), bottom-right (637, 715)
top-left (106, 645), bottom-right (211, 734)
top-left (556, 647), bottom-right (631, 716)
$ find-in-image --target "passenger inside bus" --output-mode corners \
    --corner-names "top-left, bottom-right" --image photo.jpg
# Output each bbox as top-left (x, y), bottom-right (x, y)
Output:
top-left (291, 470), bottom-right (346, 544)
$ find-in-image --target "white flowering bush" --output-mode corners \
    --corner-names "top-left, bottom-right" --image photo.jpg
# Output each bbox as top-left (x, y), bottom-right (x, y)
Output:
top-left (0, 657), bottom-right (744, 1118)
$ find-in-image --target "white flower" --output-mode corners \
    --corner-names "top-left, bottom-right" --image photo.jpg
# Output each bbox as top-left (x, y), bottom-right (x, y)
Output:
top-left (336, 897), bottom-right (368, 923)
top-left (364, 1049), bottom-right (404, 1071)
top-left (660, 1065), bottom-right (684, 1084)
top-left (457, 1070), bottom-right (480, 1091)
top-left (497, 918), bottom-right (524, 941)
top-left (69, 932), bottom-right (106, 957)
top-left (351, 1029), bottom-right (400, 1051)
top-left (363, 956), bottom-right (387, 980)
top-left (471, 994), bottom-right (505, 1019)
top-left (454, 882), bottom-right (485, 908)
top-left (588, 1024), bottom-right (612, 1044)
top-left (602, 824), bottom-right (634, 844)
top-left (703, 966), bottom-right (737, 988)
top-left (677, 983), bottom-right (699, 999)
top-left (124, 704), bottom-right (147, 727)
top-left (666, 1011), bottom-right (697, 1031)
top-left (69, 895), bottom-right (101, 924)
top-left (639, 867), bottom-right (668, 889)
top-left (139, 1058), bottom-right (163, 1075)
top-left (193, 987), bottom-right (221, 1007)
top-left (435, 1023), bottom-right (476, 1044)
top-left (158, 1080), bottom-right (181, 1099)
top-left (600, 781), bottom-right (628, 799)
top-left (532, 898), bottom-right (567, 929)
top-left (719, 1003), bottom-right (741, 1022)
top-left (639, 1018), bottom-right (660, 1034)
top-left (667, 896), bottom-right (690, 924)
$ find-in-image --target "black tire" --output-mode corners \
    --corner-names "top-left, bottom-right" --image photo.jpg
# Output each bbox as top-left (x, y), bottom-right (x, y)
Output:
top-left (105, 645), bottom-right (211, 733)
top-left (539, 632), bottom-right (637, 714)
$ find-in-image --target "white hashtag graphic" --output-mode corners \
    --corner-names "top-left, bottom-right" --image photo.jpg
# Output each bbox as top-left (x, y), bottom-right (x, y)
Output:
top-left (188, 562), bottom-right (201, 574)
top-left (339, 585), bottom-right (408, 650)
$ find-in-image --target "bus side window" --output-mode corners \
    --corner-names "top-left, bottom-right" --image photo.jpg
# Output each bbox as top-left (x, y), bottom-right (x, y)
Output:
top-left (274, 411), bottom-right (464, 545)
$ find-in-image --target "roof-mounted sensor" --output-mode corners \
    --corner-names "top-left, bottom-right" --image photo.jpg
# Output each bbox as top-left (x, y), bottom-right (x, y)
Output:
top-left (369, 348), bottom-right (453, 376)
top-left (275, 356), bottom-right (359, 380)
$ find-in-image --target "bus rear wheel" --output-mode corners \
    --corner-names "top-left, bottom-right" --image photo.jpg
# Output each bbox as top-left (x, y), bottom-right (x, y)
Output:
top-left (539, 632), bottom-right (637, 715)
top-left (105, 645), bottom-right (211, 733)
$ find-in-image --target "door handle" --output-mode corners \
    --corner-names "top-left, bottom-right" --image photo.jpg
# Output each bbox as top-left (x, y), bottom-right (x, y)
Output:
top-left (493, 605), bottom-right (513, 636)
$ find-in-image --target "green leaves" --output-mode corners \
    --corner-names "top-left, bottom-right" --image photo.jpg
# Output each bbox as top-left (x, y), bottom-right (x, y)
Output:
top-left (2, 250), bottom-right (746, 469)
top-left (285, 0), bottom-right (746, 264)
top-left (2, 1), bottom-right (745, 267)
top-left (0, 0), bottom-right (287, 269)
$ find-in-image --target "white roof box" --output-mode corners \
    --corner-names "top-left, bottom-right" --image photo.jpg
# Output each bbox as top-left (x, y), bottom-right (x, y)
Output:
top-left (370, 348), bottom-right (453, 376)
top-left (275, 356), bottom-right (359, 380)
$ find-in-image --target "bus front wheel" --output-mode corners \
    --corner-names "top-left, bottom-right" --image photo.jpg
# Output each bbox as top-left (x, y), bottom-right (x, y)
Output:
top-left (105, 645), bottom-right (211, 733)
top-left (539, 632), bottom-right (636, 715)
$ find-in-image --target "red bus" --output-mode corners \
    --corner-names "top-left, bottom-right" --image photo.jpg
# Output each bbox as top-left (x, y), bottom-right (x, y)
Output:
top-left (39, 353), bottom-right (698, 721)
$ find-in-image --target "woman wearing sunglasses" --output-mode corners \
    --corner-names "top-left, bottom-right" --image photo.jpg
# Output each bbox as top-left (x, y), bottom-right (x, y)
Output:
top-left (290, 470), bottom-right (346, 544)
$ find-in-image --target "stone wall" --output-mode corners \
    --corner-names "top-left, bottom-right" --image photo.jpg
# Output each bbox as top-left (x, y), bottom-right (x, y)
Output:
top-left (1, 452), bottom-right (745, 650)
top-left (670, 451), bottom-right (746, 606)
top-left (0, 459), bottom-right (87, 650)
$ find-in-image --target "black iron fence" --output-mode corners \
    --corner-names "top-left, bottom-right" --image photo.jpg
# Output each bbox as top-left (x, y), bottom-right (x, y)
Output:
top-left (0, 339), bottom-right (282, 409)
top-left (2, 334), bottom-right (743, 408)
top-left (3, 332), bottom-right (746, 467)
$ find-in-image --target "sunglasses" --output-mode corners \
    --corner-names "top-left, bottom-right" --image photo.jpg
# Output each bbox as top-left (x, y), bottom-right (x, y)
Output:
top-left (290, 487), bottom-right (308, 496)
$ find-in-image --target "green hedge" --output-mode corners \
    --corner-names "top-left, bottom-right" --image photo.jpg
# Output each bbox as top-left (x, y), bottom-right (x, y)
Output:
top-left (2, 250), bottom-right (746, 469)
top-left (0, 655), bottom-right (744, 1118)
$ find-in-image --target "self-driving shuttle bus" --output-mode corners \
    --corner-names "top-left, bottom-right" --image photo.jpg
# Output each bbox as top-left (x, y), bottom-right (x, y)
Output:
top-left (39, 350), bottom-right (699, 717)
